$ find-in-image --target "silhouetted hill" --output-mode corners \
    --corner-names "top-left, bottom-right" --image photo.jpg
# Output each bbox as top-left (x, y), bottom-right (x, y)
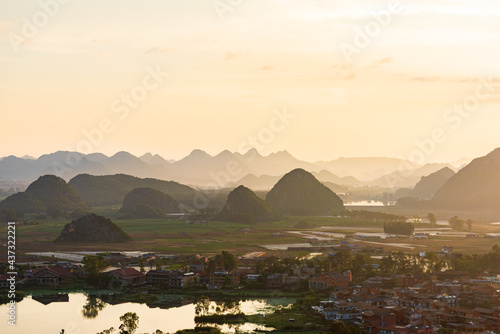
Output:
top-left (0, 175), bottom-right (88, 213)
top-left (430, 148), bottom-right (500, 211)
top-left (409, 167), bottom-right (455, 200)
top-left (229, 170), bottom-right (360, 191)
top-left (54, 213), bottom-right (130, 243)
top-left (68, 174), bottom-right (200, 207)
top-left (369, 163), bottom-right (456, 188)
top-left (120, 187), bottom-right (181, 218)
top-left (216, 185), bottom-right (282, 223)
top-left (266, 169), bottom-right (344, 216)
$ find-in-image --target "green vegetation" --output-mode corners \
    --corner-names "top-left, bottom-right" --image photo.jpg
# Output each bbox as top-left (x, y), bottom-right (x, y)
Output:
top-left (0, 175), bottom-right (88, 215)
top-left (266, 169), bottom-right (344, 216)
top-left (216, 185), bottom-right (282, 223)
top-left (96, 311), bottom-right (141, 334)
top-left (82, 255), bottom-right (107, 286)
top-left (68, 174), bottom-right (200, 207)
top-left (451, 244), bottom-right (500, 274)
top-left (54, 213), bottom-right (131, 243)
top-left (120, 187), bottom-right (181, 218)
top-left (448, 216), bottom-right (473, 231)
top-left (427, 213), bottom-right (437, 224)
top-left (383, 221), bottom-right (414, 235)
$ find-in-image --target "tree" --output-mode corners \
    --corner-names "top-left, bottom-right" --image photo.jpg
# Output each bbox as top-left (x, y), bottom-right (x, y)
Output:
top-left (155, 259), bottom-right (162, 271)
top-left (330, 250), bottom-right (353, 272)
top-left (449, 216), bottom-right (465, 230)
top-left (82, 295), bottom-right (106, 318)
top-left (220, 251), bottom-right (237, 271)
top-left (47, 205), bottom-right (63, 219)
top-left (466, 219), bottom-right (473, 231)
top-left (427, 213), bottom-right (437, 225)
top-left (384, 222), bottom-right (414, 236)
top-left (139, 258), bottom-right (145, 274)
top-left (81, 255), bottom-right (106, 286)
top-left (195, 296), bottom-right (212, 316)
top-left (119, 312), bottom-right (139, 334)
top-left (208, 251), bottom-right (238, 273)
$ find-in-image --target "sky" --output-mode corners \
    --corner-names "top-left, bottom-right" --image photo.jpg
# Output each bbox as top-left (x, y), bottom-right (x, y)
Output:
top-left (1, 0), bottom-right (500, 163)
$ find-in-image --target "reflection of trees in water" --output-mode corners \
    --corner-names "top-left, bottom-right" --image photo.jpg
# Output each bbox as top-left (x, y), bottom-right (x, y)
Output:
top-left (82, 295), bottom-right (107, 319)
top-left (195, 296), bottom-right (242, 317)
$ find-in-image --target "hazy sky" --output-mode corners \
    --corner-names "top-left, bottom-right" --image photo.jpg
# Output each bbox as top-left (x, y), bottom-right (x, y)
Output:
top-left (1, 0), bottom-right (500, 162)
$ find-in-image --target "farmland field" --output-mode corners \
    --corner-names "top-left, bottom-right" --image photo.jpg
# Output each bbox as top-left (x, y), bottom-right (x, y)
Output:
top-left (3, 206), bottom-right (500, 256)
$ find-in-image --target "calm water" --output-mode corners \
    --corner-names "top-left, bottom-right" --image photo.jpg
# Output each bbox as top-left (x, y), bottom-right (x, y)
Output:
top-left (345, 201), bottom-right (389, 207)
top-left (1, 293), bottom-right (292, 333)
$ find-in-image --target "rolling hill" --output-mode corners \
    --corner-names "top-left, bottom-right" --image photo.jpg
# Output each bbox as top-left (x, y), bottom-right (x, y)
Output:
top-left (68, 174), bottom-right (201, 208)
top-left (120, 187), bottom-right (181, 218)
top-left (429, 148), bottom-right (500, 211)
top-left (266, 169), bottom-right (345, 216)
top-left (216, 185), bottom-right (282, 223)
top-left (0, 175), bottom-right (88, 213)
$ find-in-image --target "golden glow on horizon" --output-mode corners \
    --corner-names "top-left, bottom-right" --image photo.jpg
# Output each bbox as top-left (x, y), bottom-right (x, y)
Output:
top-left (1, 0), bottom-right (500, 162)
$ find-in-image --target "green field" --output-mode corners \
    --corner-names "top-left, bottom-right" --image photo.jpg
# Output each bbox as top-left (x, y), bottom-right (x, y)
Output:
top-left (3, 205), bottom-right (500, 256)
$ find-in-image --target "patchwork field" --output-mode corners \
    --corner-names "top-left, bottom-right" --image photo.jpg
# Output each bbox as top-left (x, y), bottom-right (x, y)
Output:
top-left (3, 206), bottom-right (500, 256)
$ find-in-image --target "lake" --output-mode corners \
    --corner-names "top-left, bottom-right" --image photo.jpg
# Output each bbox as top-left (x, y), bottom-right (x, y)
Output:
top-left (0, 293), bottom-right (292, 333)
top-left (344, 201), bottom-right (392, 207)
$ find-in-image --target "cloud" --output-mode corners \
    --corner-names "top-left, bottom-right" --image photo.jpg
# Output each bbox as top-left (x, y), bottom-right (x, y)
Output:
top-left (0, 22), bottom-right (6, 31)
top-left (145, 46), bottom-right (175, 54)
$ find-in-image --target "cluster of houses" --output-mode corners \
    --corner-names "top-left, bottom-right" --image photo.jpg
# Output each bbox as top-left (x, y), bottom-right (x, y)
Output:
top-left (6, 249), bottom-right (500, 334)
top-left (313, 272), bottom-right (500, 334)
top-left (0, 250), bottom-right (354, 290)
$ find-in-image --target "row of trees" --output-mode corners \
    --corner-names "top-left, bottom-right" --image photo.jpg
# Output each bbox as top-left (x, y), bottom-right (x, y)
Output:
top-left (383, 222), bottom-right (414, 236)
top-left (449, 216), bottom-right (473, 231)
top-left (380, 251), bottom-right (447, 275)
top-left (427, 213), bottom-right (473, 231)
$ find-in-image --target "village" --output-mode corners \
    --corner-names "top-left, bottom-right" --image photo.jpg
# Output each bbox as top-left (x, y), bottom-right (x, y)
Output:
top-left (2, 244), bottom-right (500, 334)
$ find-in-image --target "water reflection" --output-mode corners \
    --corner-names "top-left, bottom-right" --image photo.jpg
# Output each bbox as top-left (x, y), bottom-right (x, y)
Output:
top-left (82, 295), bottom-right (107, 319)
top-left (32, 293), bottom-right (69, 305)
top-left (0, 293), bottom-right (291, 333)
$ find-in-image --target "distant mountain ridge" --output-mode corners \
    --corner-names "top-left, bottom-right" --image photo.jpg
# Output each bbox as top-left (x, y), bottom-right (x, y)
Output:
top-left (0, 149), bottom-right (465, 189)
